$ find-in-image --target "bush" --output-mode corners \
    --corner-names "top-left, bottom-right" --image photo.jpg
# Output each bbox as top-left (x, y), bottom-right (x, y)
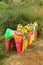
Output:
top-left (0, 43), bottom-right (9, 60)
top-left (39, 0), bottom-right (43, 6)
top-left (0, 2), bottom-right (10, 33)
top-left (0, 1), bottom-right (43, 36)
top-left (0, 2), bottom-right (18, 34)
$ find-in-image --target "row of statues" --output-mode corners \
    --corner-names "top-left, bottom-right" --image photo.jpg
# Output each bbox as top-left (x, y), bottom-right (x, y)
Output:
top-left (4, 22), bottom-right (38, 55)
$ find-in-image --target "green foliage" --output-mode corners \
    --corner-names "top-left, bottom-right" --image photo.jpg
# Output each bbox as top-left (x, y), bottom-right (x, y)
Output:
top-left (39, 0), bottom-right (43, 6)
top-left (0, 2), bottom-right (9, 8)
top-left (0, 1), bottom-right (43, 35)
top-left (0, 2), bottom-right (17, 34)
top-left (0, 42), bottom-right (11, 65)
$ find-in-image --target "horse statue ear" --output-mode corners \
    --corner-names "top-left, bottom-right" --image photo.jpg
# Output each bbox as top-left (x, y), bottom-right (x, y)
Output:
top-left (34, 22), bottom-right (38, 27)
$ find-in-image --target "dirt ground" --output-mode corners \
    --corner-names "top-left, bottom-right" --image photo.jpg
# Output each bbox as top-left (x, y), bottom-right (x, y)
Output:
top-left (3, 38), bottom-right (43, 65)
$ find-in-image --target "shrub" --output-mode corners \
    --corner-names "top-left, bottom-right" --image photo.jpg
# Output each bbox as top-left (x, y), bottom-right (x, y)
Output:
top-left (39, 0), bottom-right (43, 6)
top-left (0, 1), bottom-right (43, 36)
top-left (0, 2), bottom-right (18, 34)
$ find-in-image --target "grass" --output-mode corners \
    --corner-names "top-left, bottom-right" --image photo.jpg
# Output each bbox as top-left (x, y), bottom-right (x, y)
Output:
top-left (0, 42), bottom-right (8, 65)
